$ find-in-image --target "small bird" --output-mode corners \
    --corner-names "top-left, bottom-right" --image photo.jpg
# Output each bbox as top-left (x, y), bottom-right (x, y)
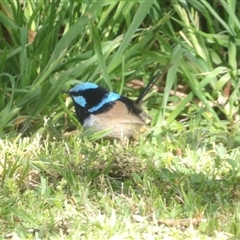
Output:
top-left (63, 66), bottom-right (170, 139)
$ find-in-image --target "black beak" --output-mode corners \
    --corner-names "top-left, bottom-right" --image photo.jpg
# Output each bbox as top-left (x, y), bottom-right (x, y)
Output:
top-left (62, 90), bottom-right (70, 94)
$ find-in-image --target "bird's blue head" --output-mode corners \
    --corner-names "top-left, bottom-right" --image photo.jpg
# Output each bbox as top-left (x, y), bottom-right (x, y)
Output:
top-left (66, 82), bottom-right (121, 124)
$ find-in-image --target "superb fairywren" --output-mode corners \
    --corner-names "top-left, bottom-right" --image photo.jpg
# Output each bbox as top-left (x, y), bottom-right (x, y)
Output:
top-left (63, 66), bottom-right (170, 139)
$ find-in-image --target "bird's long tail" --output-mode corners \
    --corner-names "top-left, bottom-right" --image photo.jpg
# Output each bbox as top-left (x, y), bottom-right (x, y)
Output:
top-left (135, 64), bottom-right (173, 105)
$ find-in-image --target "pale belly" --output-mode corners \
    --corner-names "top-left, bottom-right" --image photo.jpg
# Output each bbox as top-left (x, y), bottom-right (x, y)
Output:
top-left (83, 114), bottom-right (145, 139)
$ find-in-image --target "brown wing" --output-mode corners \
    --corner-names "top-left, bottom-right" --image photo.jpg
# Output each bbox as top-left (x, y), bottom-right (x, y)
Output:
top-left (104, 101), bottom-right (146, 124)
top-left (84, 101), bottom-right (147, 138)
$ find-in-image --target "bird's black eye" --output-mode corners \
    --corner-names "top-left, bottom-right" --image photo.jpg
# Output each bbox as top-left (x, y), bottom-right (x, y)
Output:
top-left (70, 86), bottom-right (109, 110)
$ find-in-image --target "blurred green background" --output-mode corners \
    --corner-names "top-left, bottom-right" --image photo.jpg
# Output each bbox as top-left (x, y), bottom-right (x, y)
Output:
top-left (0, 0), bottom-right (240, 137)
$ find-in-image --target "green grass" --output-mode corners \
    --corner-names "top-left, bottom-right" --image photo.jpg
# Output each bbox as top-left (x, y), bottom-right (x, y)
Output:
top-left (1, 0), bottom-right (240, 239)
top-left (1, 126), bottom-right (240, 239)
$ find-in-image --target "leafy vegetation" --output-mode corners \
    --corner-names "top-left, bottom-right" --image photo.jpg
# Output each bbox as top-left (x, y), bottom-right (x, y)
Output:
top-left (1, 0), bottom-right (240, 239)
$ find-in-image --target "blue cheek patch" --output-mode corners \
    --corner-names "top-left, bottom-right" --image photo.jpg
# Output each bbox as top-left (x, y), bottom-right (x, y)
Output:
top-left (89, 92), bottom-right (120, 112)
top-left (73, 96), bottom-right (87, 107)
top-left (70, 82), bottom-right (98, 92)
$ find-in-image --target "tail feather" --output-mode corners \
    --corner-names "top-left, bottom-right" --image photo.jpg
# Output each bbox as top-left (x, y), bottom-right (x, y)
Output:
top-left (135, 64), bottom-right (173, 105)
